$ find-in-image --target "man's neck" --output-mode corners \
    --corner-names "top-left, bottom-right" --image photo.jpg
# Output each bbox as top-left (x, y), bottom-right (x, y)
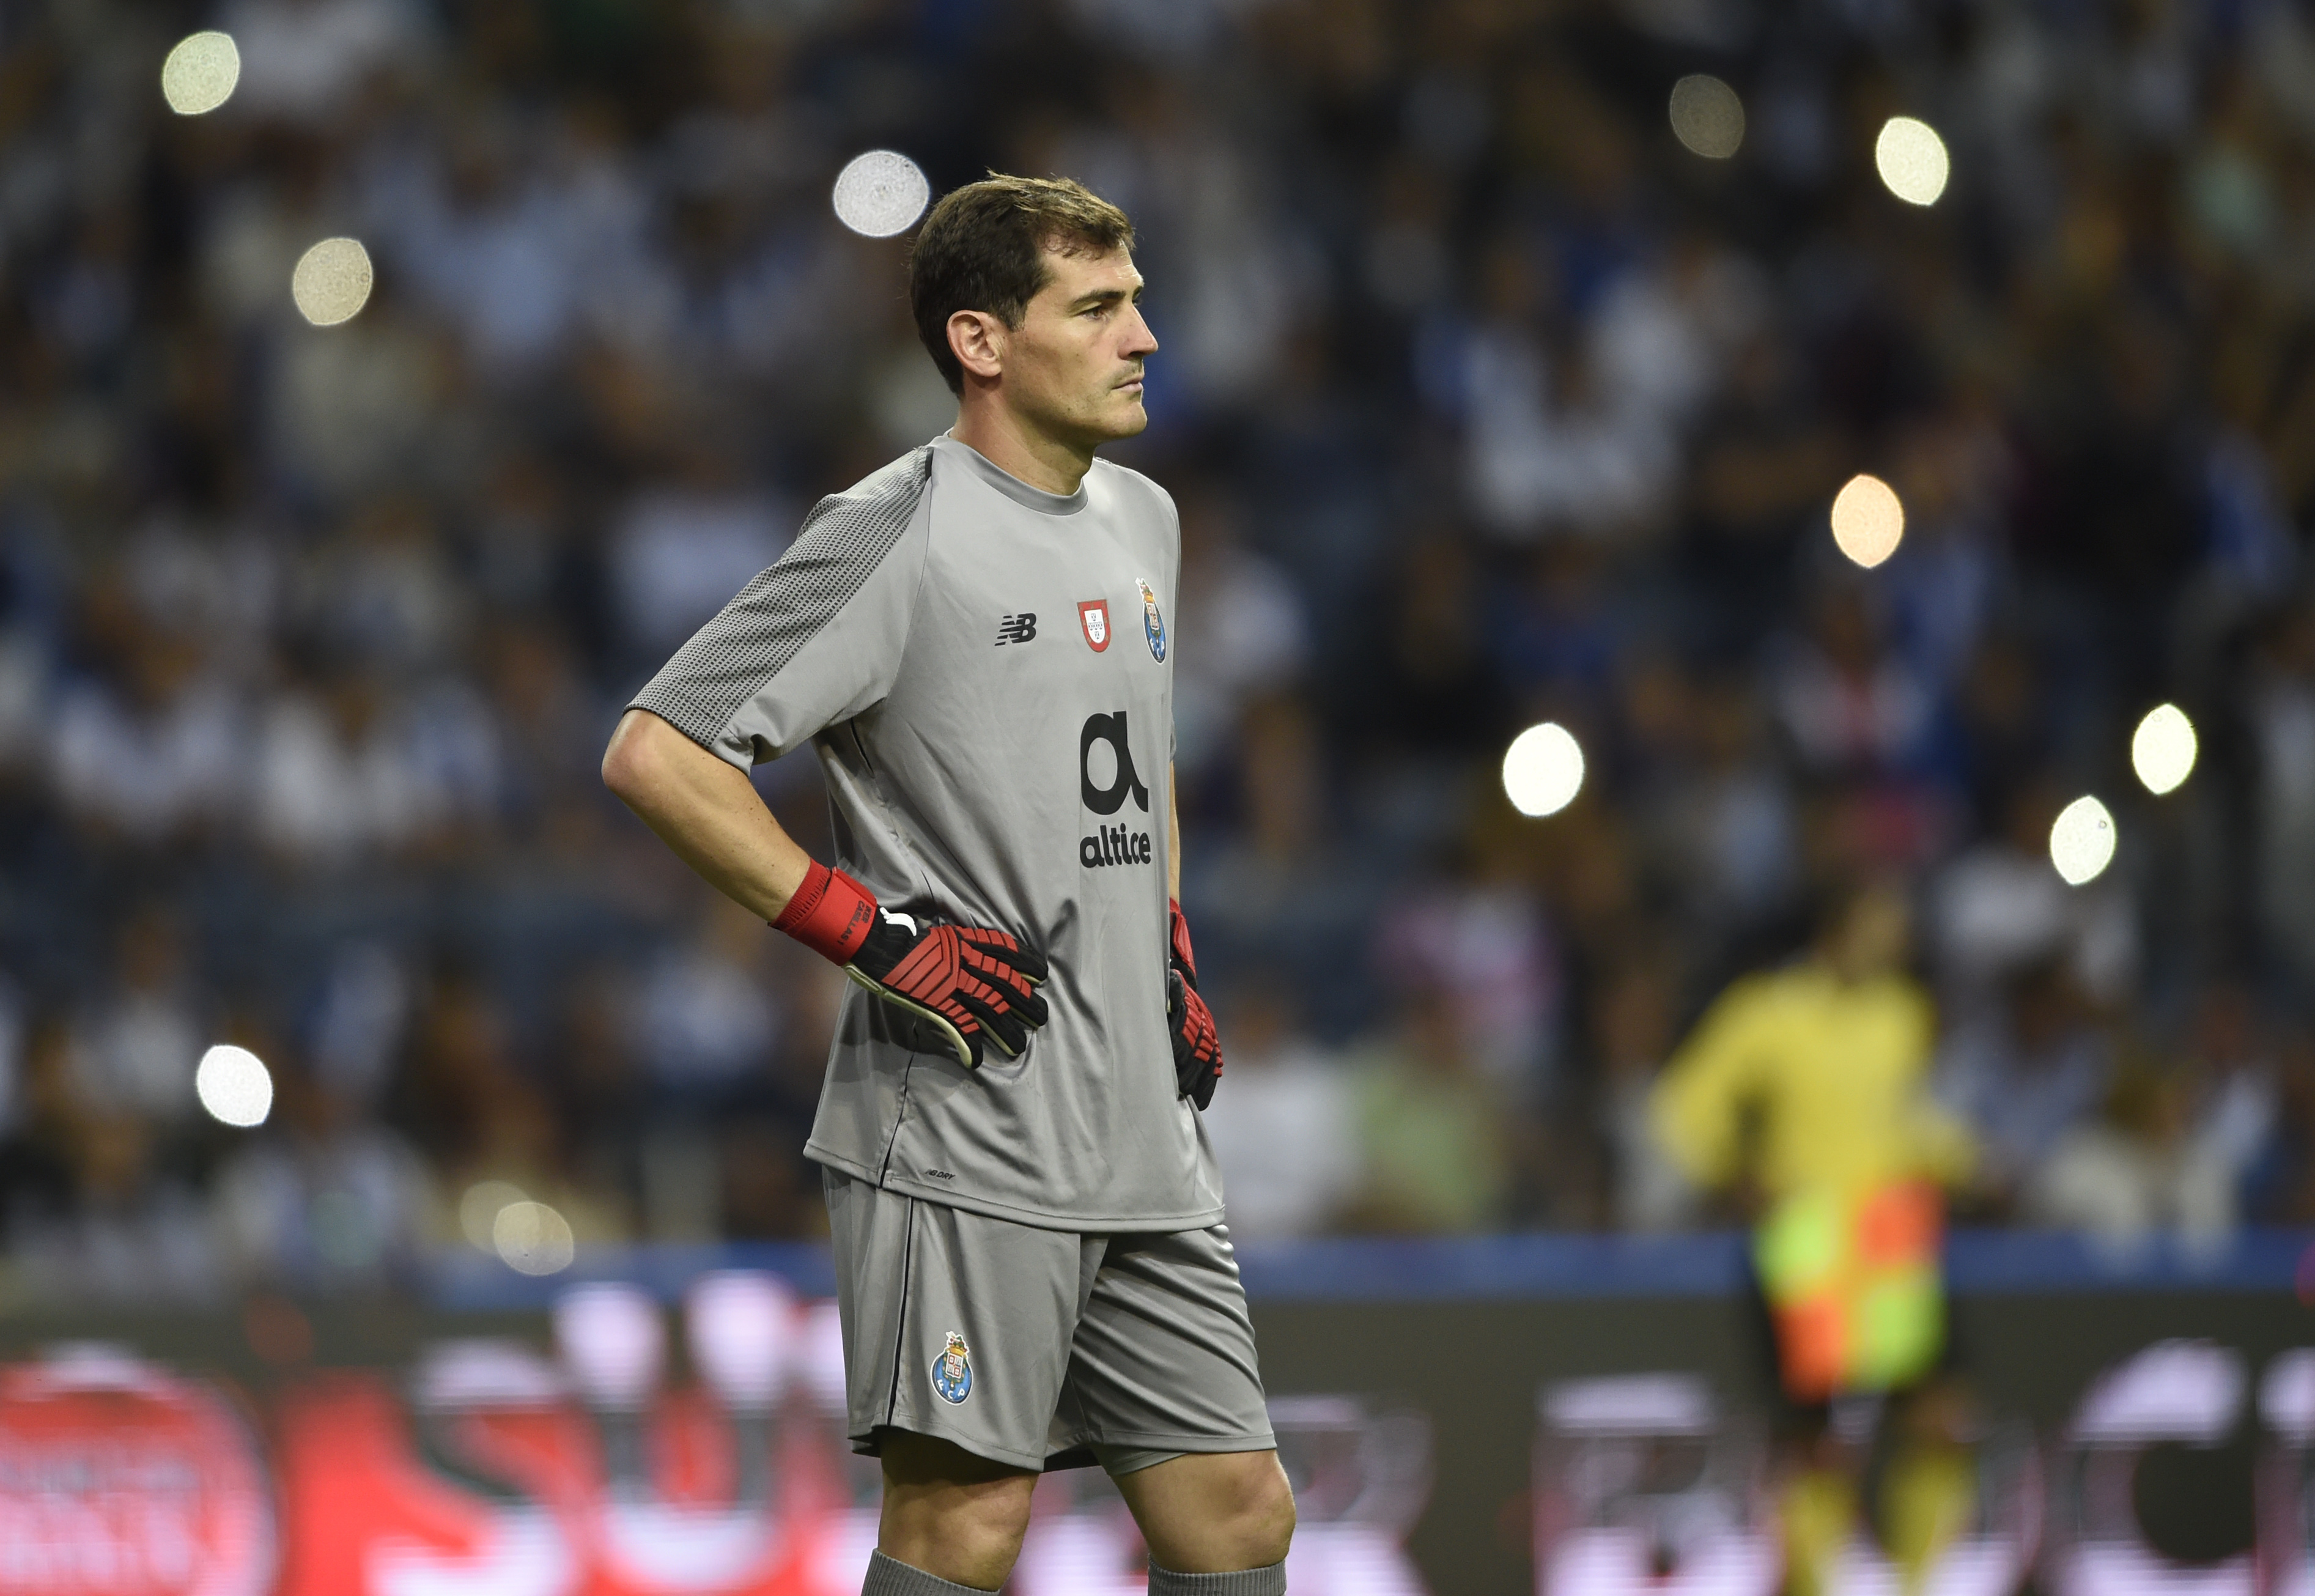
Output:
top-left (950, 396), bottom-right (1095, 496)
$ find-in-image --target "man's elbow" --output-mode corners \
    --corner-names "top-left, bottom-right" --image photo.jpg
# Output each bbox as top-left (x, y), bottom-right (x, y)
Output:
top-left (601, 710), bottom-right (663, 807)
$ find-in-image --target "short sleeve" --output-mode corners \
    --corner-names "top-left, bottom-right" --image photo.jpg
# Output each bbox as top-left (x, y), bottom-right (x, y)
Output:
top-left (630, 447), bottom-right (931, 767)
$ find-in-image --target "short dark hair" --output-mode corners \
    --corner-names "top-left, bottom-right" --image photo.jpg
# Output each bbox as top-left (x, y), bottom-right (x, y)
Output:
top-left (908, 174), bottom-right (1135, 394)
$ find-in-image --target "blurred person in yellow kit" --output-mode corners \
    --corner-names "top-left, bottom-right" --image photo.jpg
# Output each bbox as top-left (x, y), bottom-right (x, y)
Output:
top-left (1650, 881), bottom-right (1977, 1595)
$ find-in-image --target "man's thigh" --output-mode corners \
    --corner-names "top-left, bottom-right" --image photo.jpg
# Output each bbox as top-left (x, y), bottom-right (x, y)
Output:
top-left (826, 1169), bottom-right (1093, 1471)
top-left (1054, 1222), bottom-right (1275, 1471)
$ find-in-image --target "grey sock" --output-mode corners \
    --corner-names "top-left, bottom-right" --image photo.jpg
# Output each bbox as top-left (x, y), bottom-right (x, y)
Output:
top-left (862, 1549), bottom-right (998, 1595)
top-left (1147, 1560), bottom-right (1288, 1595)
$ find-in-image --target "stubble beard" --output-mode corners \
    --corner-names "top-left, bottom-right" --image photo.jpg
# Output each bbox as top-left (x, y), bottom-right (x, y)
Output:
top-left (1026, 377), bottom-right (1147, 454)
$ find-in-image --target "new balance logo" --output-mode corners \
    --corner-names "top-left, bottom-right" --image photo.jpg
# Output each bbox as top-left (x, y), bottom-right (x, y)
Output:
top-left (994, 613), bottom-right (1037, 645)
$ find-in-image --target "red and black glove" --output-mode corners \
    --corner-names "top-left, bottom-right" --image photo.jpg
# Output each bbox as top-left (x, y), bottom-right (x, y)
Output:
top-left (774, 862), bottom-right (1047, 1068)
top-left (1167, 897), bottom-right (1223, 1109)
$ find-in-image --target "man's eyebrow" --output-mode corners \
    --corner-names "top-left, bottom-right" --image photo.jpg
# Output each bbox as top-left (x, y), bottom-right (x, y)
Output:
top-left (1068, 283), bottom-right (1145, 309)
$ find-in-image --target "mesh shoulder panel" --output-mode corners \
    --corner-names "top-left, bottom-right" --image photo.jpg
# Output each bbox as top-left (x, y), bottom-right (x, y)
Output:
top-left (630, 446), bottom-right (932, 750)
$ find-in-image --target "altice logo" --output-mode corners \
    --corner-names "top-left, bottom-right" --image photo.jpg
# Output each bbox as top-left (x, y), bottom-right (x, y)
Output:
top-left (1080, 712), bottom-right (1153, 869)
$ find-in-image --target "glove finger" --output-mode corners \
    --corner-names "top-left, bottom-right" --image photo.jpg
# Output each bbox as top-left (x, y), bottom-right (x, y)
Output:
top-left (1191, 1063), bottom-right (1218, 1110)
top-left (947, 1017), bottom-right (984, 1070)
top-left (1011, 985), bottom-right (1049, 1030)
top-left (953, 988), bottom-right (1028, 1058)
top-left (1169, 903), bottom-right (1198, 985)
top-left (1185, 987), bottom-right (1218, 1044)
top-left (968, 935), bottom-right (1047, 985)
top-left (968, 950), bottom-right (1045, 1007)
top-left (916, 996), bottom-right (983, 1069)
top-left (959, 958), bottom-right (1049, 1027)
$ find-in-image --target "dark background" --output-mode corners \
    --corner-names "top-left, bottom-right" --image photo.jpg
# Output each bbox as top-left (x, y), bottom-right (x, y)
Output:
top-left (8, 0), bottom-right (2315, 1278)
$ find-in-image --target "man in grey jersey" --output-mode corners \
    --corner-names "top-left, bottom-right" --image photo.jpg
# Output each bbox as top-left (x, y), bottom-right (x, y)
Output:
top-left (602, 175), bottom-right (1292, 1595)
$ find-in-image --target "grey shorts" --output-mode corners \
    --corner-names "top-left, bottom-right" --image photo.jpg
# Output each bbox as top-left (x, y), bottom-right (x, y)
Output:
top-left (823, 1169), bottom-right (1275, 1474)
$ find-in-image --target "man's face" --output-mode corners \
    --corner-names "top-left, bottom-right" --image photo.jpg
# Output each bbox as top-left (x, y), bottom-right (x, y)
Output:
top-left (1830, 887), bottom-right (1911, 981)
top-left (996, 244), bottom-right (1157, 449)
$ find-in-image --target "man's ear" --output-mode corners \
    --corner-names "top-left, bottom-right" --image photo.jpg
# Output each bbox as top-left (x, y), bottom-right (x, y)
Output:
top-left (947, 309), bottom-right (1006, 385)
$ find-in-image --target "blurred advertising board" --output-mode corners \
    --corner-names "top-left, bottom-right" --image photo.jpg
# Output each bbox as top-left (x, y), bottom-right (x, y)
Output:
top-left (0, 1230), bottom-right (2307, 1594)
top-left (0, 1345), bottom-right (274, 1593)
top-left (0, 1274), bottom-right (1428, 1596)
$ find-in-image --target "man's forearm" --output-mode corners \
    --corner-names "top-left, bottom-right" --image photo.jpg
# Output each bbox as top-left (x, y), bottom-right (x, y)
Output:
top-left (1167, 761), bottom-right (1181, 901)
top-left (602, 708), bottom-right (814, 921)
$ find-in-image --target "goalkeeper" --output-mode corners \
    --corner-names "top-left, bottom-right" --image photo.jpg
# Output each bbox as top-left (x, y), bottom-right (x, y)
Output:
top-left (602, 174), bottom-right (1285, 1596)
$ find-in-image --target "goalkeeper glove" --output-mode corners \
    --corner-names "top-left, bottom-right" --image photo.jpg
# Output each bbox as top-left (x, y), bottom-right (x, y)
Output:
top-left (773, 861), bottom-right (1047, 1069)
top-left (1167, 897), bottom-right (1223, 1109)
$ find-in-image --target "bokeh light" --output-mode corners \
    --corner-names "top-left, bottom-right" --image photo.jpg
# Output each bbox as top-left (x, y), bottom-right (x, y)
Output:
top-left (1830, 473), bottom-right (1906, 567)
top-left (1503, 723), bottom-right (1586, 818)
top-left (2132, 703), bottom-right (2198, 796)
top-left (688, 1271), bottom-right (798, 1411)
top-left (555, 1282), bottom-right (665, 1408)
top-left (195, 1045), bottom-right (272, 1128)
top-left (290, 237), bottom-right (374, 325)
top-left (493, 1200), bottom-right (576, 1276)
top-left (1668, 75), bottom-right (1745, 160)
top-left (1876, 116), bottom-right (1951, 206)
top-left (2050, 796), bottom-right (2117, 887)
top-left (161, 31), bottom-right (240, 116)
top-left (458, 1180), bottom-right (526, 1251)
top-left (832, 151), bottom-right (931, 238)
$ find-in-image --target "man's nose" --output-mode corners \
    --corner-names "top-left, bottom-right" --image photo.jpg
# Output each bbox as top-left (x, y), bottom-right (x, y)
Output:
top-left (1122, 305), bottom-right (1158, 357)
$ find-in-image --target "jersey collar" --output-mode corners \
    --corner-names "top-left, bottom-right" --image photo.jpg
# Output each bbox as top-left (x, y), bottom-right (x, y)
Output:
top-left (935, 434), bottom-right (1091, 517)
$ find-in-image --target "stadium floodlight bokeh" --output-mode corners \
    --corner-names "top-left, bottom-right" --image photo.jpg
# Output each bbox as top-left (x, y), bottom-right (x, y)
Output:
top-left (1502, 723), bottom-right (1585, 818)
top-left (2132, 704), bottom-right (2198, 796)
top-left (1875, 116), bottom-right (1951, 206)
top-left (2050, 796), bottom-right (2118, 887)
top-left (1668, 75), bottom-right (1744, 160)
top-left (161, 31), bottom-right (240, 116)
top-left (194, 1045), bottom-right (272, 1128)
top-left (832, 151), bottom-right (931, 238)
top-left (458, 1179), bottom-right (526, 1251)
top-left (1829, 473), bottom-right (1906, 568)
top-left (290, 237), bottom-right (374, 325)
top-left (493, 1200), bottom-right (576, 1276)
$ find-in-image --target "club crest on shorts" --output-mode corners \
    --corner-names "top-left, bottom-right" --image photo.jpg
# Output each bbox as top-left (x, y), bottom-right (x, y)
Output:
top-left (931, 1330), bottom-right (973, 1404)
top-left (1137, 578), bottom-right (1167, 662)
top-left (1078, 600), bottom-right (1111, 652)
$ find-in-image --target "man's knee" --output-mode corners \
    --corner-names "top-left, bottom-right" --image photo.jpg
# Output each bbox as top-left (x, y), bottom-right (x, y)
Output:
top-left (876, 1430), bottom-right (1037, 1590)
top-left (1123, 1449), bottom-right (1297, 1574)
top-left (1231, 1455), bottom-right (1296, 1567)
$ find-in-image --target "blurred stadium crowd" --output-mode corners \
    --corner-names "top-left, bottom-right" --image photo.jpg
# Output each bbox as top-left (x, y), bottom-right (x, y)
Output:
top-left (5, 0), bottom-right (2315, 1302)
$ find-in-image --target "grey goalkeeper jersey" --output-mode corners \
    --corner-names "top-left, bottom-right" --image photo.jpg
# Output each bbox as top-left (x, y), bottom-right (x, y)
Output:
top-left (632, 434), bottom-right (1223, 1232)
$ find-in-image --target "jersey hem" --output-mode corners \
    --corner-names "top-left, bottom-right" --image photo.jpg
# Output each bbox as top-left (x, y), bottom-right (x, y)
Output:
top-left (805, 1143), bottom-right (1226, 1235)
top-left (848, 1423), bottom-right (1053, 1473)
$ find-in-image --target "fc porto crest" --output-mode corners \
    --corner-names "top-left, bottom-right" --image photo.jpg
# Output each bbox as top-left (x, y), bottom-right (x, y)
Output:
top-left (1137, 578), bottom-right (1167, 663)
top-left (931, 1330), bottom-right (973, 1404)
top-left (1078, 599), bottom-right (1112, 652)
